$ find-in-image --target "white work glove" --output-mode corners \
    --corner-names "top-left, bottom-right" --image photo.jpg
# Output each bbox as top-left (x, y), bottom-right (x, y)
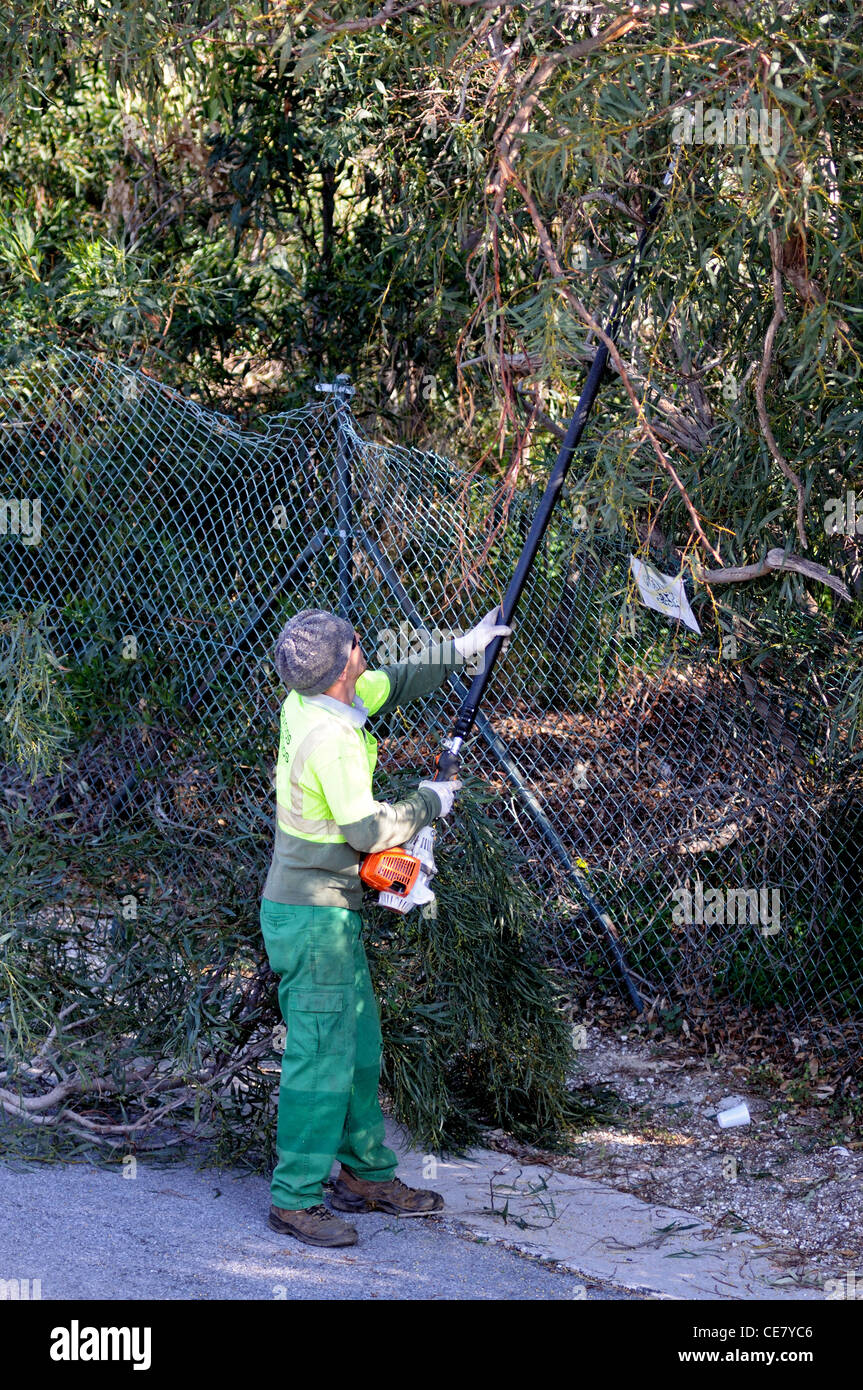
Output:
top-left (453, 607), bottom-right (513, 662)
top-left (418, 778), bottom-right (462, 818)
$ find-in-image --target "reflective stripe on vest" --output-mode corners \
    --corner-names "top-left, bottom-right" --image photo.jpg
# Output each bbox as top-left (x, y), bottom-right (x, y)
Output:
top-left (276, 722), bottom-right (341, 838)
top-left (274, 689), bottom-right (379, 842)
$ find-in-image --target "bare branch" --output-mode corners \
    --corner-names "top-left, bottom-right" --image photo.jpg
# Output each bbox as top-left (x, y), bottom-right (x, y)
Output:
top-left (756, 226), bottom-right (808, 549)
top-left (695, 547), bottom-right (850, 600)
top-left (491, 163), bottom-right (722, 558)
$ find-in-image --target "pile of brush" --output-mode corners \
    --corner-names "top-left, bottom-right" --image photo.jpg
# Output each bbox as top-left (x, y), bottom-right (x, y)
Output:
top-left (0, 752), bottom-right (584, 1166)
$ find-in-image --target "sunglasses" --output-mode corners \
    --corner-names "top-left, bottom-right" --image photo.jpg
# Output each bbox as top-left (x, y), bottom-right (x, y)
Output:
top-left (351, 635), bottom-right (360, 650)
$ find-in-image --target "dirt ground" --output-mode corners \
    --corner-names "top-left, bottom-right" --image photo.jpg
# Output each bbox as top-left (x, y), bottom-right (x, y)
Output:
top-left (486, 1023), bottom-right (863, 1293)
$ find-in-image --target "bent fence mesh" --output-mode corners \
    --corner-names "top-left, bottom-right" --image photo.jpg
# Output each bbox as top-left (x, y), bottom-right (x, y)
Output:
top-left (1, 347), bottom-right (861, 1082)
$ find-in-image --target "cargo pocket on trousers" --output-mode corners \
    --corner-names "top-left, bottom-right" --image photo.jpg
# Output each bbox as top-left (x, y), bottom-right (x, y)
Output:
top-left (287, 989), bottom-right (345, 1056)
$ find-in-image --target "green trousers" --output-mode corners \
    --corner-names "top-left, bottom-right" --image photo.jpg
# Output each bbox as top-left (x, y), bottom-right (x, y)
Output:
top-left (260, 898), bottom-right (398, 1210)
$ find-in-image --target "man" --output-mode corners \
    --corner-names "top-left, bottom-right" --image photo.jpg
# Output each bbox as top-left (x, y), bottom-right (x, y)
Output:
top-left (260, 606), bottom-right (511, 1247)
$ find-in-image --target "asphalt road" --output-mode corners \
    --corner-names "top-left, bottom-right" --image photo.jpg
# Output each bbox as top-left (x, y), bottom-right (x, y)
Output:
top-left (0, 1156), bottom-right (636, 1301)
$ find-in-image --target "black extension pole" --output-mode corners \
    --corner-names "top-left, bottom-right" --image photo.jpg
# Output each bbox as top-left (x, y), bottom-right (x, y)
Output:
top-left (435, 157), bottom-right (679, 1013)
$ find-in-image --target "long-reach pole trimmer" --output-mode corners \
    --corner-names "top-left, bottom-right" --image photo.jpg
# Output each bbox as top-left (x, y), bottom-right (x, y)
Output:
top-left (362, 158), bottom-right (678, 1009)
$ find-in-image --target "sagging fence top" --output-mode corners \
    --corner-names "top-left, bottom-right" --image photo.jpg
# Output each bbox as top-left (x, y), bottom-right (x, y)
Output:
top-left (1, 347), bottom-right (861, 1072)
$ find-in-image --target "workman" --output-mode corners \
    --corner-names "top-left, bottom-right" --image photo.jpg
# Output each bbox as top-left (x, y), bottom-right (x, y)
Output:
top-left (260, 606), bottom-right (511, 1247)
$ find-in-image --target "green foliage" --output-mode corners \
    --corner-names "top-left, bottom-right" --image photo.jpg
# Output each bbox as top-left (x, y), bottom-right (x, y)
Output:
top-left (3, 1), bottom-right (861, 667)
top-left (0, 752), bottom-right (584, 1159)
top-left (0, 608), bottom-right (74, 776)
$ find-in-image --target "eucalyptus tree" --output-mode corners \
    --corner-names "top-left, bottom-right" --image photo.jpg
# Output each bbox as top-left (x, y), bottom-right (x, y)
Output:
top-left (2, 0), bottom-right (862, 719)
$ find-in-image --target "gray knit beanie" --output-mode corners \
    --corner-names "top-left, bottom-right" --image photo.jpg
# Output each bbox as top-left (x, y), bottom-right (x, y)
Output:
top-left (273, 608), bottom-right (355, 694)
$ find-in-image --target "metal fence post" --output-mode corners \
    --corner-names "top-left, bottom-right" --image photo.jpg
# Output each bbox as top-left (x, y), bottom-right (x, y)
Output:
top-left (333, 374), bottom-right (355, 620)
top-left (315, 372), bottom-right (355, 619)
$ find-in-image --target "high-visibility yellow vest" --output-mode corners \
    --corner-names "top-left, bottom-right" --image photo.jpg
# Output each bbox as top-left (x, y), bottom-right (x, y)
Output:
top-left (274, 669), bottom-right (391, 843)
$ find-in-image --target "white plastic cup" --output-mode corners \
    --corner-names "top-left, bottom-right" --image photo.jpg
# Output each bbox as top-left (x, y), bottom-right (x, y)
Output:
top-left (717, 1094), bottom-right (746, 1111)
top-left (717, 1102), bottom-right (750, 1128)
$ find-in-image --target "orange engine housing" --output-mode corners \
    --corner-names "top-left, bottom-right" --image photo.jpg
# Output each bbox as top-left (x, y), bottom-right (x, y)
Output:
top-left (359, 847), bottom-right (421, 897)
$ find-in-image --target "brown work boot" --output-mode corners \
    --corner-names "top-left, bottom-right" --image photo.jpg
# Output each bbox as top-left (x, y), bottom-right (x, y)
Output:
top-left (328, 1165), bottom-right (445, 1216)
top-left (268, 1203), bottom-right (358, 1247)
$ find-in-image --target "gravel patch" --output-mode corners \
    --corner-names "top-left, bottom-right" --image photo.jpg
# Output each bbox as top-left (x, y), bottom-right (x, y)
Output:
top-left (487, 1025), bottom-right (862, 1294)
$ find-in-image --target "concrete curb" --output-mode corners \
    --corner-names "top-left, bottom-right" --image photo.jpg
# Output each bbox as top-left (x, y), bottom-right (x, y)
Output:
top-left (386, 1122), bottom-right (823, 1300)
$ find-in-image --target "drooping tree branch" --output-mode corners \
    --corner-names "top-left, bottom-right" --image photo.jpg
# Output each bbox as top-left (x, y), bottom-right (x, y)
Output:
top-left (504, 163), bottom-right (723, 561)
top-left (756, 225), bottom-right (809, 549)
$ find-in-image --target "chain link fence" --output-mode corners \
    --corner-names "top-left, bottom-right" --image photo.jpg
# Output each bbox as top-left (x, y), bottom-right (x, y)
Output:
top-left (2, 346), bottom-right (860, 1084)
